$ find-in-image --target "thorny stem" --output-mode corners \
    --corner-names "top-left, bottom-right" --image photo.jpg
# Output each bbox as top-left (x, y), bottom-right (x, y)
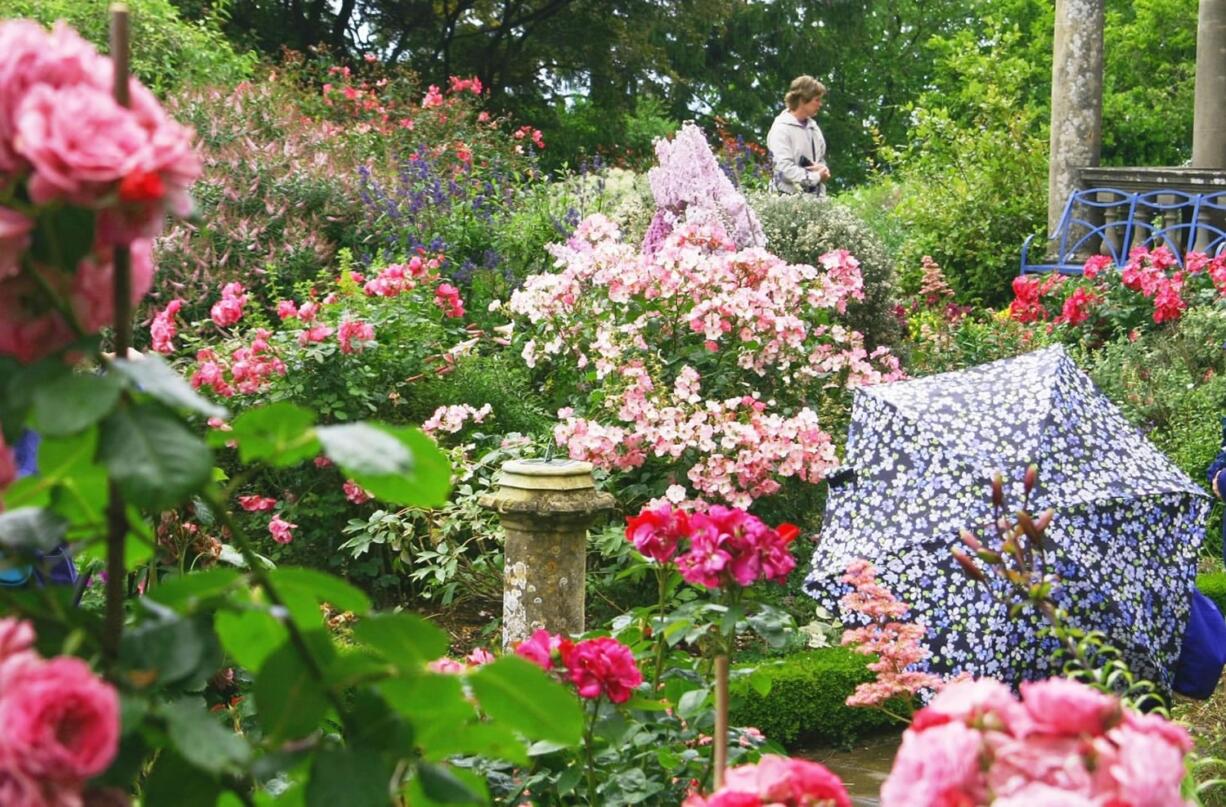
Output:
top-left (583, 698), bottom-right (600, 805)
top-left (651, 566), bottom-right (669, 694)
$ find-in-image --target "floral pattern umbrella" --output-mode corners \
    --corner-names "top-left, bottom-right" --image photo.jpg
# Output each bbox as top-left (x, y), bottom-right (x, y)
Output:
top-left (805, 345), bottom-right (1212, 688)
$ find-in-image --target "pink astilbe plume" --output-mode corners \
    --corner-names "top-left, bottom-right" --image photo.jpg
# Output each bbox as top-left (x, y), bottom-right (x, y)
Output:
top-left (840, 559), bottom-right (944, 708)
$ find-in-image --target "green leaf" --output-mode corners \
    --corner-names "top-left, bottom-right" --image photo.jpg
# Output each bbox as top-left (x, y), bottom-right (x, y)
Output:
top-left (318, 423), bottom-right (451, 507)
top-left (148, 568), bottom-right (241, 610)
top-left (255, 641), bottom-right (329, 742)
top-left (142, 749), bottom-right (220, 807)
top-left (417, 721), bottom-right (529, 765)
top-left (0, 507), bottom-right (67, 553)
top-left (30, 205), bottom-right (95, 273)
top-left (119, 610), bottom-right (211, 688)
top-left (352, 612), bottom-right (447, 670)
top-left (160, 698), bottom-right (251, 775)
top-left (113, 355), bottom-right (228, 419)
top-left (99, 405), bottom-right (212, 510)
top-left (467, 657), bottom-right (583, 745)
top-left (269, 568), bottom-right (371, 616)
top-left (76, 525), bottom-right (155, 573)
top-left (306, 749), bottom-right (392, 807)
top-left (227, 403), bottom-right (319, 467)
top-left (414, 762), bottom-right (485, 805)
top-left (31, 372), bottom-right (123, 436)
top-left (379, 674), bottom-right (476, 728)
top-left (215, 609), bottom-right (288, 672)
top-left (677, 687), bottom-right (710, 719)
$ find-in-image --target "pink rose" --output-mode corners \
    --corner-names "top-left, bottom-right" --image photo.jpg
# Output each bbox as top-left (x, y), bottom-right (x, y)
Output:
top-left (985, 733), bottom-right (1092, 796)
top-left (0, 20), bottom-right (110, 173)
top-left (465, 648), bottom-right (495, 666)
top-left (1121, 709), bottom-right (1193, 753)
top-left (1095, 725), bottom-right (1187, 804)
top-left (559, 636), bottom-right (642, 704)
top-left (268, 515), bottom-right (297, 544)
top-left (342, 480), bottom-right (372, 505)
top-left (625, 503), bottom-right (689, 563)
top-left (0, 207), bottom-right (31, 282)
top-left (686, 756), bottom-right (850, 807)
top-left (237, 495), bottom-right (277, 512)
top-left (0, 618), bottom-right (34, 662)
top-left (926, 677), bottom-right (1026, 733)
top-left (149, 299), bottom-right (183, 354)
top-left (514, 629), bottom-right (563, 671)
top-left (992, 783), bottom-right (1095, 807)
top-left (880, 721), bottom-right (986, 807)
top-left (1019, 678), bottom-right (1118, 737)
top-left (17, 83), bottom-right (147, 206)
top-left (0, 430), bottom-right (16, 494)
top-left (0, 655), bottom-right (120, 780)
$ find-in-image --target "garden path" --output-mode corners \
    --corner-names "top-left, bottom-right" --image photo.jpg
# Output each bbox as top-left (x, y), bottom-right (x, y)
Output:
top-left (799, 733), bottom-right (900, 806)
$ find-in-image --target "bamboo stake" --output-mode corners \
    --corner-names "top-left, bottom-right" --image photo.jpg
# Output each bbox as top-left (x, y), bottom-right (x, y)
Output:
top-left (102, 3), bottom-right (132, 664)
top-left (714, 653), bottom-right (730, 788)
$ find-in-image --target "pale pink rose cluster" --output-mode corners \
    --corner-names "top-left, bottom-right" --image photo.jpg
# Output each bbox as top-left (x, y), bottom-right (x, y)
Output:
top-left (625, 502), bottom-right (799, 589)
top-left (0, 618), bottom-right (122, 806)
top-left (554, 368), bottom-right (839, 507)
top-left (0, 20), bottom-right (200, 364)
top-left (646, 122), bottom-right (764, 250)
top-left (426, 647), bottom-right (494, 674)
top-left (880, 676), bottom-right (1194, 806)
top-left (515, 630), bottom-right (643, 704)
top-left (839, 559), bottom-right (945, 708)
top-left (422, 403), bottom-right (493, 436)
top-left (683, 755), bottom-right (851, 807)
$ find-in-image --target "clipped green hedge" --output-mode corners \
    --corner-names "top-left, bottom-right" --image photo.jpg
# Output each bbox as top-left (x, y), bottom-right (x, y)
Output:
top-left (1199, 573), bottom-right (1226, 616)
top-left (730, 646), bottom-right (898, 749)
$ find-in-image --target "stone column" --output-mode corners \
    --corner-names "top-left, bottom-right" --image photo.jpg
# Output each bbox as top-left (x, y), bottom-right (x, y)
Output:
top-left (1048, 0), bottom-right (1105, 237)
top-left (1193, 0), bottom-right (1226, 168)
top-left (479, 459), bottom-right (615, 650)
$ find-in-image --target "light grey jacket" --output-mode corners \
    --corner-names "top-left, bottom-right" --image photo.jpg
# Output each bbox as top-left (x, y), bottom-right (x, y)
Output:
top-left (766, 110), bottom-right (827, 196)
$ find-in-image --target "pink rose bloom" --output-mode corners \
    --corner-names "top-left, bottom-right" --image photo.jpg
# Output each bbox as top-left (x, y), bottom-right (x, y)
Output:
top-left (926, 677), bottom-right (1026, 733)
top-left (992, 783), bottom-right (1095, 807)
top-left (0, 20), bottom-right (111, 173)
top-left (0, 618), bottom-right (34, 662)
top-left (1121, 709), bottom-right (1193, 753)
top-left (16, 83), bottom-right (147, 207)
top-left (717, 755), bottom-right (851, 807)
top-left (0, 655), bottom-right (120, 780)
top-left (0, 430), bottom-right (16, 494)
top-left (337, 319), bottom-right (375, 354)
top-left (465, 648), bottom-right (495, 666)
top-left (149, 299), bottom-right (183, 354)
top-left (559, 636), bottom-right (642, 704)
top-left (514, 629), bottom-right (562, 671)
top-left (1095, 724), bottom-right (1188, 805)
top-left (880, 720), bottom-right (986, 807)
top-left (624, 503), bottom-right (689, 564)
top-left (210, 297), bottom-right (244, 328)
top-left (0, 207), bottom-right (31, 282)
top-left (0, 754), bottom-right (50, 807)
top-left (1019, 677), bottom-right (1118, 737)
top-left (1081, 254), bottom-right (1112, 279)
top-left (426, 658), bottom-right (466, 675)
top-left (268, 515), bottom-right (297, 544)
top-left (297, 324), bottom-right (334, 346)
top-left (986, 733), bottom-right (1092, 796)
top-left (237, 495), bottom-right (277, 512)
top-left (0, 239), bottom-right (153, 364)
top-left (342, 480), bottom-right (372, 505)
top-left (276, 300), bottom-right (299, 320)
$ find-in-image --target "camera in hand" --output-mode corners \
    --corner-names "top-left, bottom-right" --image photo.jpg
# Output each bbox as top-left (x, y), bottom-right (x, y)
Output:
top-left (798, 155), bottom-right (813, 168)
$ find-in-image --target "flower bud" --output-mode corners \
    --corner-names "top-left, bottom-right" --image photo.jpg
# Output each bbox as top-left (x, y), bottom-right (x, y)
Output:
top-left (958, 528), bottom-right (982, 552)
top-left (1023, 464), bottom-right (1039, 494)
top-left (952, 550), bottom-right (985, 582)
top-left (991, 472), bottom-right (1004, 509)
top-left (975, 549), bottom-right (1003, 565)
top-left (1017, 510), bottom-right (1040, 543)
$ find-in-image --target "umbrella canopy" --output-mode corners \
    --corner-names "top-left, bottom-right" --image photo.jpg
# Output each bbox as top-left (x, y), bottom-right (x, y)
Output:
top-left (804, 345), bottom-right (1212, 688)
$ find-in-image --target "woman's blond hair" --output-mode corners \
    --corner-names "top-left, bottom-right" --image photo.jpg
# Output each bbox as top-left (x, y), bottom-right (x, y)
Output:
top-left (784, 75), bottom-right (827, 111)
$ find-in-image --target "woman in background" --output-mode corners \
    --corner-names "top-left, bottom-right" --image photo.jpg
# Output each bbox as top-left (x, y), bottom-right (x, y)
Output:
top-left (766, 75), bottom-right (831, 196)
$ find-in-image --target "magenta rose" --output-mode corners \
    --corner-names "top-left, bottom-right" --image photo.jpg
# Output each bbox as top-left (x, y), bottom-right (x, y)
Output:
top-left (625, 502), bottom-right (690, 563)
top-left (0, 655), bottom-right (120, 781)
top-left (559, 636), bottom-right (642, 704)
top-left (514, 629), bottom-right (563, 671)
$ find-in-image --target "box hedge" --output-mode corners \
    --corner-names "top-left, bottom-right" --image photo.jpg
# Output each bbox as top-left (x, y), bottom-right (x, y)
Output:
top-left (730, 646), bottom-right (898, 750)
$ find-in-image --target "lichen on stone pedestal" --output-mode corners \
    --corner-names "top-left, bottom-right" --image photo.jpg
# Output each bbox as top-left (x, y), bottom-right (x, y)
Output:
top-left (479, 459), bottom-right (615, 650)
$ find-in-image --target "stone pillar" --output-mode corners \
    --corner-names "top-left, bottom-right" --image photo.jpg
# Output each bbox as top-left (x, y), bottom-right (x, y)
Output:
top-left (1048, 0), bottom-right (1105, 237)
top-left (479, 459), bottom-right (615, 650)
top-left (1193, 0), bottom-right (1226, 168)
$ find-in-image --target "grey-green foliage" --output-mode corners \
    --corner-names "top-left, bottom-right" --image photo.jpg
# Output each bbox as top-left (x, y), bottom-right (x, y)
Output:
top-left (749, 191), bottom-right (902, 350)
top-left (1, 0), bottom-right (256, 95)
